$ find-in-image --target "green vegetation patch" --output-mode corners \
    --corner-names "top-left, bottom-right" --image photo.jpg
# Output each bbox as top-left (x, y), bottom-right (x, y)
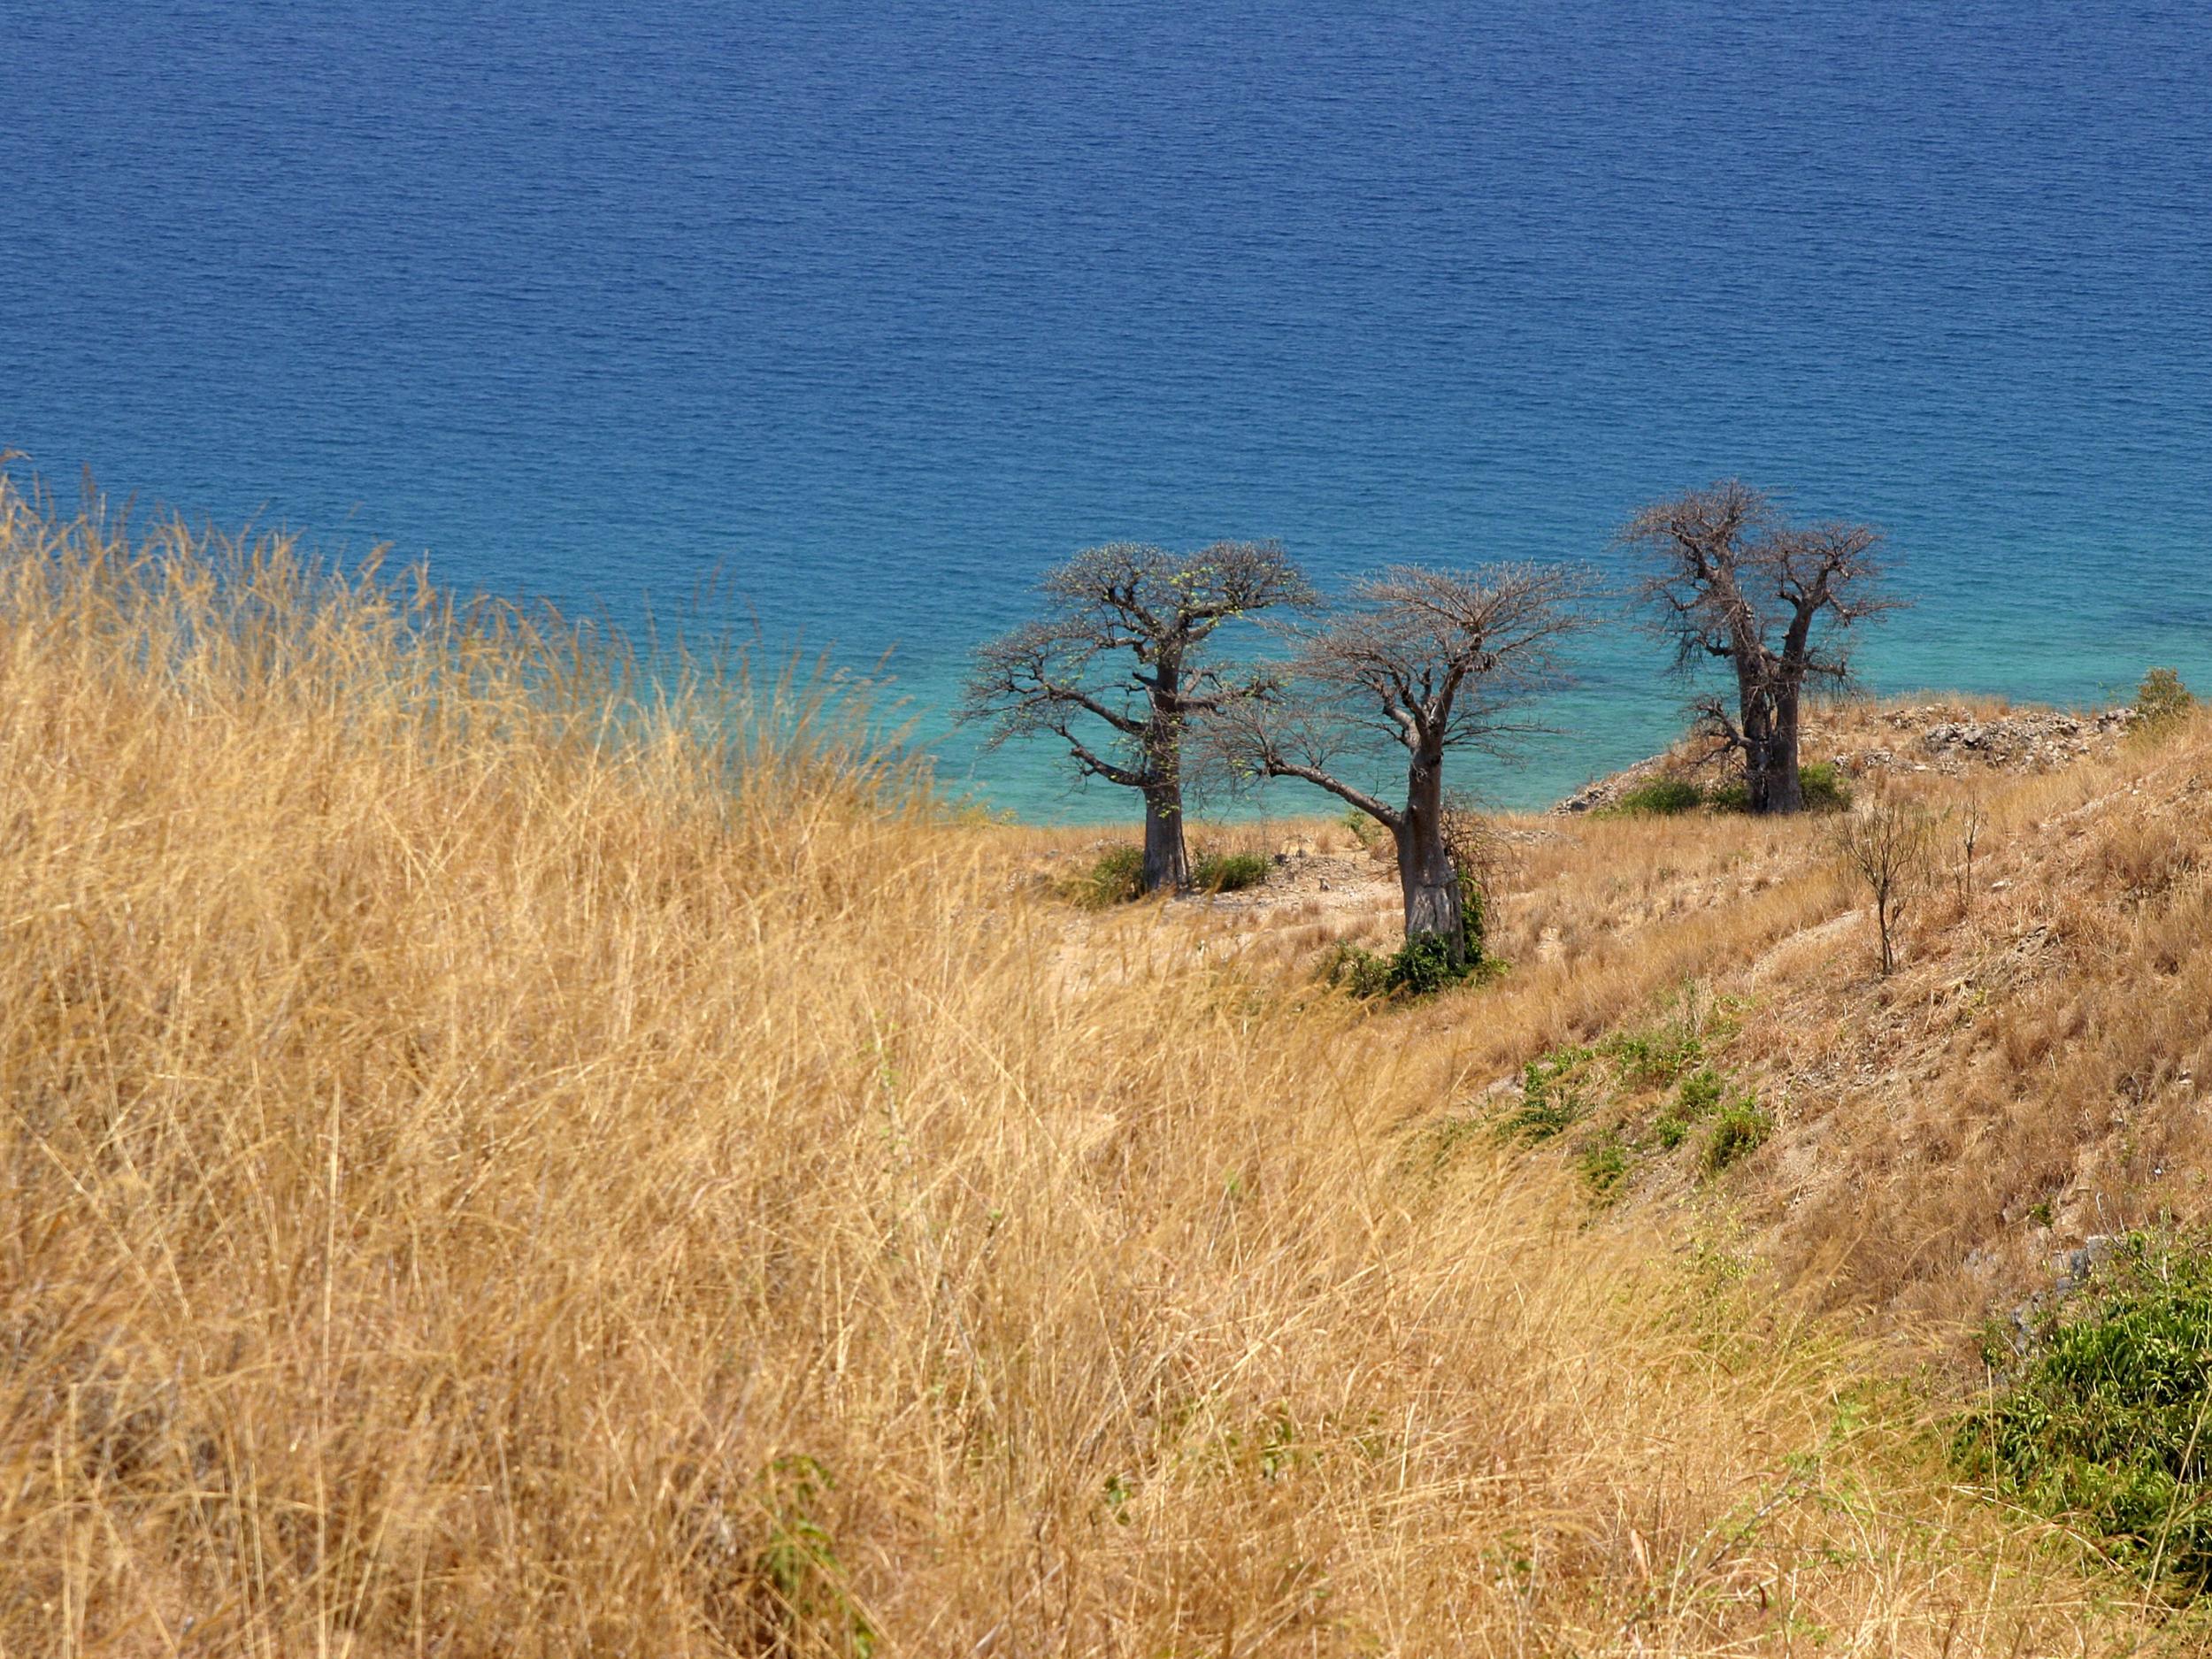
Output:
top-left (1322, 941), bottom-right (1396, 1000)
top-left (1061, 845), bottom-right (1271, 905)
top-left (1326, 935), bottom-right (1502, 1002)
top-left (1604, 776), bottom-right (1705, 818)
top-left (753, 1455), bottom-right (879, 1656)
top-left (1702, 1098), bottom-right (1774, 1171)
top-left (1064, 845), bottom-right (1146, 909)
top-left (1797, 760), bottom-right (1852, 812)
top-left (1577, 1130), bottom-right (1630, 1202)
top-left (1386, 933), bottom-right (1471, 998)
top-left (1654, 1066), bottom-right (1724, 1149)
top-left (1603, 763), bottom-right (1847, 818)
top-left (2137, 667), bottom-right (2197, 734)
top-left (1601, 1014), bottom-right (1709, 1088)
top-left (1500, 1046), bottom-right (1597, 1142)
top-left (1339, 805), bottom-right (1386, 848)
top-left (1191, 849), bottom-right (1271, 893)
top-left (1705, 760), bottom-right (1850, 815)
top-left (1479, 994), bottom-right (1772, 1197)
top-left (1958, 1235), bottom-right (2212, 1597)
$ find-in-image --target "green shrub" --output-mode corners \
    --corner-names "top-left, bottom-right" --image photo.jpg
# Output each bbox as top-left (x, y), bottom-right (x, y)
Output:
top-left (1064, 845), bottom-right (1145, 909)
top-left (1455, 871), bottom-right (1487, 960)
top-left (1707, 780), bottom-right (1751, 813)
top-left (1578, 1131), bottom-right (1630, 1202)
top-left (1069, 846), bottom-right (1271, 905)
top-left (1602, 1022), bottom-right (1707, 1088)
top-left (2137, 667), bottom-right (2197, 733)
top-left (1325, 931), bottom-right (1498, 1003)
top-left (1957, 1236), bottom-right (2212, 1595)
top-left (1605, 776), bottom-right (1704, 817)
top-left (1705, 764), bottom-right (1848, 813)
top-left (1502, 1091), bottom-right (1580, 1142)
top-left (1655, 1065), bottom-right (1724, 1149)
top-left (1410, 1111), bottom-right (1488, 1173)
top-left (1191, 850), bottom-right (1271, 893)
top-left (1502, 1047), bottom-right (1595, 1142)
top-left (756, 1455), bottom-right (879, 1656)
top-left (1676, 1066), bottom-right (1725, 1116)
top-left (1799, 760), bottom-right (1852, 812)
top-left (1703, 1097), bottom-right (1772, 1171)
top-left (1440, 794), bottom-right (1495, 964)
top-left (1386, 933), bottom-right (1463, 998)
top-left (1323, 942), bottom-right (1395, 1000)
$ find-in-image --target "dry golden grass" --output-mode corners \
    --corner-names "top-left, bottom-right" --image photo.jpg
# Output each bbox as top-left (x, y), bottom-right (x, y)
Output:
top-left (0, 477), bottom-right (2175, 1655)
top-left (1231, 694), bottom-right (2212, 1356)
top-left (1709, 713), bottom-right (2212, 1334)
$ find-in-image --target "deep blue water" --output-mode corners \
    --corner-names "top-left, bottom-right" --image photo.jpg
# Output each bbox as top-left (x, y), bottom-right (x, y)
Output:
top-left (6, 1), bottom-right (2210, 816)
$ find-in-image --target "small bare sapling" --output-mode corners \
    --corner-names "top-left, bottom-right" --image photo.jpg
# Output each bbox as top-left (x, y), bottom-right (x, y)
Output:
top-left (1834, 788), bottom-right (1938, 975)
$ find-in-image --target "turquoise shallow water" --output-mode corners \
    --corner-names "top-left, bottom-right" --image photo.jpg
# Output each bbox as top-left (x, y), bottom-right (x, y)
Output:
top-left (5, 1), bottom-right (2209, 816)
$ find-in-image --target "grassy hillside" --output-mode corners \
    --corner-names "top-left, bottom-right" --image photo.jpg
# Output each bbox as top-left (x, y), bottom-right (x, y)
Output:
top-left (1040, 696), bottom-right (2212, 1344)
top-left (0, 477), bottom-right (2185, 1654)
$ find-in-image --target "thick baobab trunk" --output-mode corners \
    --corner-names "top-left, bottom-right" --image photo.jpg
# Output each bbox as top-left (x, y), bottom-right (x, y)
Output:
top-left (1394, 749), bottom-right (1465, 964)
top-left (1762, 694), bottom-right (1805, 813)
top-left (1740, 691), bottom-right (1803, 814)
top-left (1135, 672), bottom-right (1191, 894)
top-left (1140, 783), bottom-right (1190, 894)
top-left (1737, 683), bottom-right (1805, 815)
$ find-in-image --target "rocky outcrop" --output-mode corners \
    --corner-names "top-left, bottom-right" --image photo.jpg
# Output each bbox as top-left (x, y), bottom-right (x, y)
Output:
top-left (1555, 703), bottom-right (2138, 812)
top-left (1857, 705), bottom-right (2138, 776)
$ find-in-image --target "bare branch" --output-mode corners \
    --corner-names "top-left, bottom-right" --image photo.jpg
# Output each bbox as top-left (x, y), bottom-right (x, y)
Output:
top-left (964, 621), bottom-right (1148, 745)
top-left (1620, 480), bottom-right (1901, 814)
top-left (964, 540), bottom-right (1314, 893)
top-left (1201, 560), bottom-right (1588, 962)
top-left (1285, 562), bottom-right (1594, 755)
top-left (1197, 694), bottom-right (1405, 831)
top-left (1063, 734), bottom-right (1146, 790)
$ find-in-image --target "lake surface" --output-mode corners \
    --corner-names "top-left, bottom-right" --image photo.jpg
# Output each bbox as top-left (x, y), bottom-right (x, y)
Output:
top-left (6, 1), bottom-right (2209, 817)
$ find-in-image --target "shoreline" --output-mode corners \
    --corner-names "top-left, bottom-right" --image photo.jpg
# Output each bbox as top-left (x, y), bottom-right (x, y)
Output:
top-left (985, 693), bottom-right (2147, 835)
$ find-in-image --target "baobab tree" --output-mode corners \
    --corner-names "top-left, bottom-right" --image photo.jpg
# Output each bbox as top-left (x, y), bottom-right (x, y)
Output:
top-left (964, 541), bottom-right (1310, 894)
top-left (1621, 481), bottom-right (1893, 814)
top-left (1210, 564), bottom-right (1586, 967)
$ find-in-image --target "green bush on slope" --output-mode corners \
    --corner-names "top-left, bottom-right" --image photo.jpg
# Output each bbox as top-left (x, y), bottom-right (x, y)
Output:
top-left (1708, 759), bottom-right (1850, 814)
top-left (1959, 1234), bottom-right (2212, 1597)
top-left (1066, 845), bottom-right (1146, 907)
top-left (2137, 667), bottom-right (2197, 733)
top-left (1191, 849), bottom-right (1271, 893)
top-left (1605, 776), bottom-right (1705, 817)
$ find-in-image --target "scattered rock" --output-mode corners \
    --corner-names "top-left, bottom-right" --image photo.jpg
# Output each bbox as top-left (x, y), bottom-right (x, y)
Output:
top-left (1997, 1234), bottom-right (2127, 1355)
top-left (2052, 1233), bottom-right (2121, 1296)
top-left (1901, 710), bottom-right (2127, 772)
